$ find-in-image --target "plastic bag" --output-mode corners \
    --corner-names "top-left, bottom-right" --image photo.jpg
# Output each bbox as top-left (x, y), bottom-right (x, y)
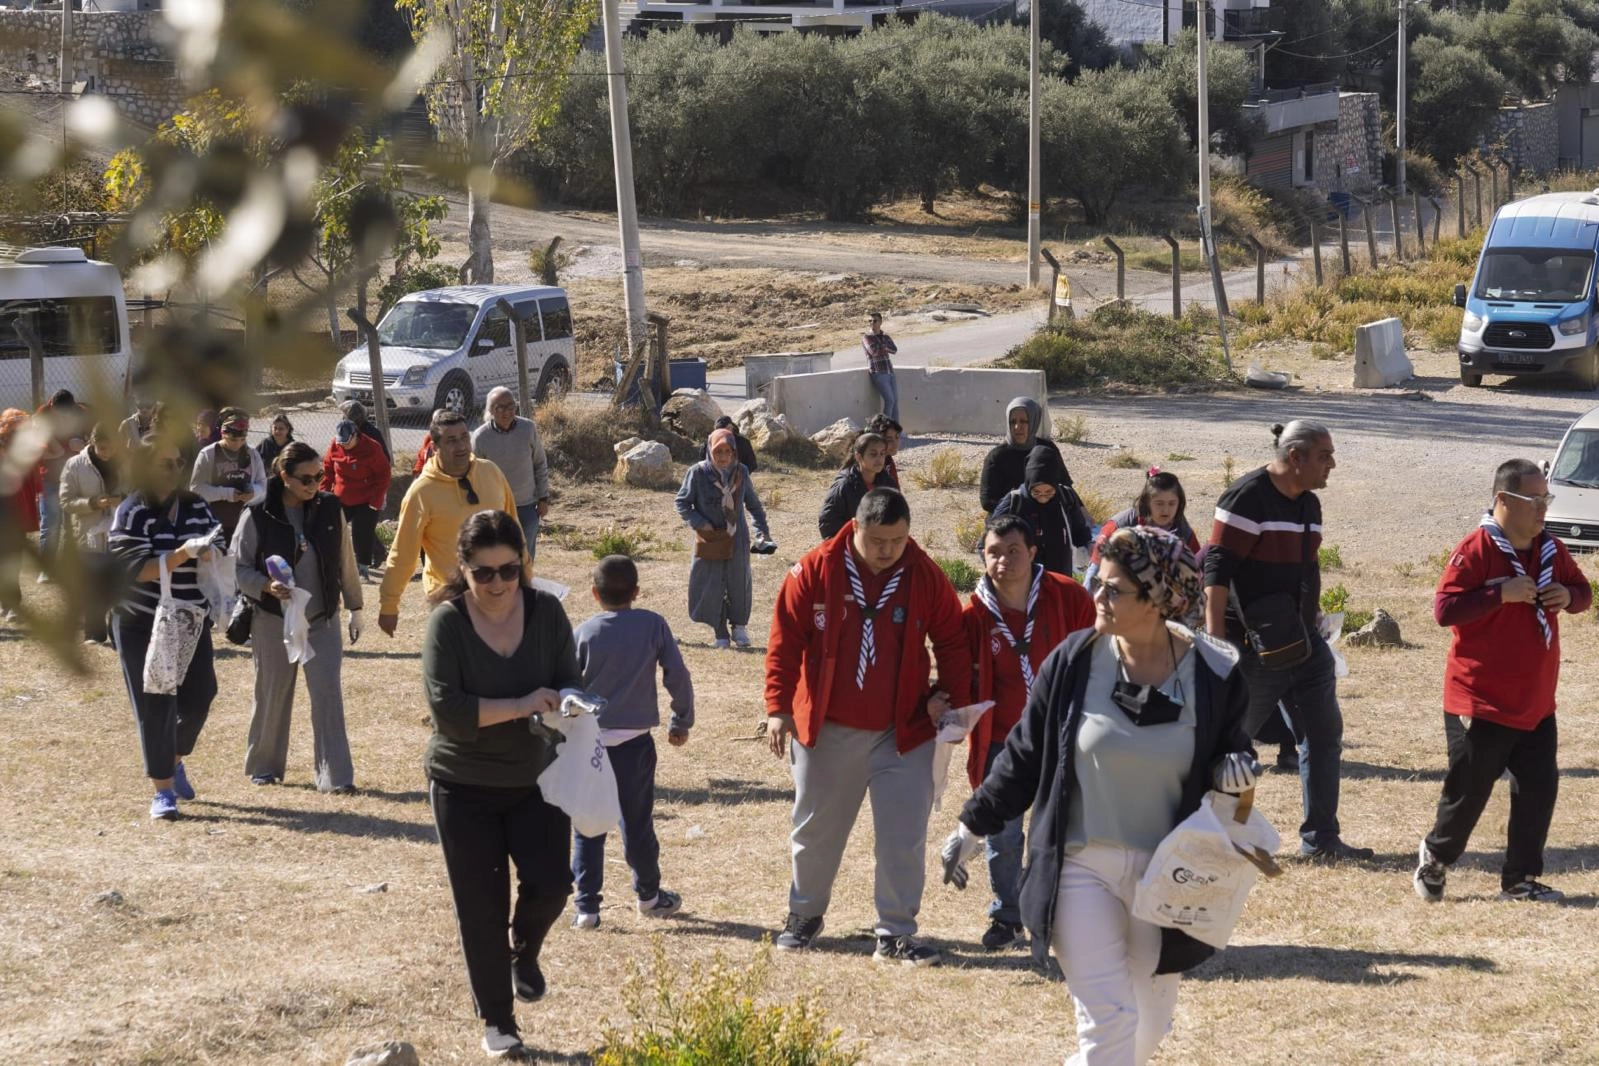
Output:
top-left (537, 711), bottom-right (622, 837)
top-left (281, 586), bottom-right (315, 665)
top-left (1132, 791), bottom-right (1282, 949)
top-left (143, 554), bottom-right (208, 695)
top-left (196, 549), bottom-right (237, 627)
top-left (929, 700), bottom-right (995, 812)
top-left (1319, 611), bottom-right (1349, 680)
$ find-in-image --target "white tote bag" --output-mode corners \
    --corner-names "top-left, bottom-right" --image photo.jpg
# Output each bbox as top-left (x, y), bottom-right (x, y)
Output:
top-left (1132, 790), bottom-right (1282, 949)
top-left (281, 586), bottom-right (315, 665)
top-left (537, 712), bottom-right (623, 838)
top-left (142, 553), bottom-right (208, 696)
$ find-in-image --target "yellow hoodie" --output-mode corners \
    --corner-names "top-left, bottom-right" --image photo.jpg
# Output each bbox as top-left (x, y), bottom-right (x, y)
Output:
top-left (378, 454), bottom-right (521, 615)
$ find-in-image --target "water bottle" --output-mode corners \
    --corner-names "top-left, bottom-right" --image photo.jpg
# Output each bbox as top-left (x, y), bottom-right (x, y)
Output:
top-left (265, 555), bottom-right (294, 587)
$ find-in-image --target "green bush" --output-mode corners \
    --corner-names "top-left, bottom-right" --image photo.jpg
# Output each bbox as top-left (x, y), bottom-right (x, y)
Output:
top-left (954, 513), bottom-right (987, 553)
top-left (912, 447), bottom-right (981, 489)
top-left (1002, 302), bottom-right (1229, 390)
top-left (938, 557), bottom-right (982, 592)
top-left (591, 525), bottom-right (656, 560)
top-left (595, 939), bottom-right (860, 1066)
top-left (1319, 544), bottom-right (1343, 570)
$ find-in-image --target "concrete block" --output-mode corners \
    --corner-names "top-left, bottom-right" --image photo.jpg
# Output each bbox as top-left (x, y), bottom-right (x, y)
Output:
top-left (1353, 317), bottom-right (1413, 388)
top-left (744, 351), bottom-right (833, 399)
top-left (769, 365), bottom-right (1050, 438)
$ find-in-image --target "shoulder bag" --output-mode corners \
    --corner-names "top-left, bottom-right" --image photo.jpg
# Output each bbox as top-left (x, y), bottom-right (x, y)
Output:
top-left (1241, 495), bottom-right (1315, 670)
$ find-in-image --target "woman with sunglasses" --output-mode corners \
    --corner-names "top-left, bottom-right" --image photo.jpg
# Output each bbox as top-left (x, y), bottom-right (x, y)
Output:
top-left (944, 526), bottom-right (1258, 1065)
top-left (233, 441), bottom-right (365, 791)
top-left (190, 406), bottom-right (266, 544)
top-left (107, 434), bottom-right (225, 820)
top-left (421, 510), bottom-right (582, 1060)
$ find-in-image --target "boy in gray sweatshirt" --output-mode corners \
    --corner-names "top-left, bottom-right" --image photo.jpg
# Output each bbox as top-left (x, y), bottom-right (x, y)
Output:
top-left (570, 555), bottom-right (695, 928)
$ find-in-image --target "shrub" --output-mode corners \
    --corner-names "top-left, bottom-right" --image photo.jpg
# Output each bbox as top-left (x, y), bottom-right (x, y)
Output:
top-left (1107, 450), bottom-right (1144, 470)
top-left (1319, 544), bottom-right (1343, 570)
top-left (1074, 483), bottom-right (1117, 526)
top-left (536, 400), bottom-right (649, 479)
top-left (1002, 302), bottom-right (1229, 390)
top-left (1344, 608), bottom-right (1374, 632)
top-left (938, 557), bottom-right (982, 592)
top-left (954, 512), bottom-right (987, 553)
top-left (528, 238), bottom-right (572, 284)
top-left (1166, 452), bottom-right (1195, 462)
top-left (1055, 414), bottom-right (1089, 445)
top-left (1222, 454), bottom-right (1236, 488)
top-left (591, 525), bottom-right (656, 560)
top-left (1320, 583), bottom-right (1350, 615)
top-left (375, 520), bottom-right (397, 550)
top-left (595, 939), bottom-right (860, 1066)
top-left (912, 447), bottom-right (980, 489)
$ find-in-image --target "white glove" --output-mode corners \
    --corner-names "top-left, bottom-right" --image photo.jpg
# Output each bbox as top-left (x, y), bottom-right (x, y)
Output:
top-left (1213, 752), bottom-right (1261, 795)
top-left (347, 610), bottom-right (364, 644)
top-left (940, 823), bottom-right (984, 890)
top-left (182, 535), bottom-right (219, 562)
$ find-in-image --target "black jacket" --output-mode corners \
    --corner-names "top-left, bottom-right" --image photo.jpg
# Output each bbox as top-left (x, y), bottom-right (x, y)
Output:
top-left (817, 466), bottom-right (886, 540)
top-left (243, 481), bottom-right (348, 622)
top-left (979, 437), bottom-right (1063, 513)
top-left (991, 486), bottom-right (1093, 575)
top-left (960, 627), bottom-right (1254, 975)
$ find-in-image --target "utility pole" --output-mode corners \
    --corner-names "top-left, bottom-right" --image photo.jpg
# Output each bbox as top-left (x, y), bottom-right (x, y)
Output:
top-left (602, 0), bottom-right (649, 380)
top-left (1026, 0), bottom-right (1041, 289)
top-left (59, 0), bottom-right (72, 92)
top-left (1396, 0), bottom-right (1407, 197)
top-left (1196, 0), bottom-right (1212, 215)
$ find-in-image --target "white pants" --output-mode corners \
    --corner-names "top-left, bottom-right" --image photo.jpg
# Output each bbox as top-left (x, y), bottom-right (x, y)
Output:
top-left (1052, 843), bottom-right (1181, 1066)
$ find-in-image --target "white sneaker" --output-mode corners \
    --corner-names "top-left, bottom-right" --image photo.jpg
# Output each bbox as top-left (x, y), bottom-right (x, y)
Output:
top-left (638, 890), bottom-right (682, 918)
top-left (573, 911), bottom-right (600, 930)
top-left (731, 625), bottom-right (751, 648)
top-left (713, 638), bottom-right (731, 649)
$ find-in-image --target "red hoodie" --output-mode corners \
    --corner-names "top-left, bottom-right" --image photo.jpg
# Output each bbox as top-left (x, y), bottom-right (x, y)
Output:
top-left (963, 571), bottom-right (1095, 788)
top-left (765, 521), bottom-right (972, 753)
top-left (322, 431), bottom-right (392, 510)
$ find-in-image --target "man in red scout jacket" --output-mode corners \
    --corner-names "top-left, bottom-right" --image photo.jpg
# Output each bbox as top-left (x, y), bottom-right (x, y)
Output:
top-left (962, 513), bottom-right (1095, 950)
top-left (765, 488), bottom-right (972, 966)
top-left (1414, 458), bottom-right (1591, 905)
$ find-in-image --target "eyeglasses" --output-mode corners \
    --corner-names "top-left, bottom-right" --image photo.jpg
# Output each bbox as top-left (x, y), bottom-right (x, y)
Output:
top-left (457, 477), bottom-right (479, 505)
top-left (290, 471), bottom-right (323, 487)
top-left (1501, 489), bottom-right (1556, 508)
top-left (467, 561), bottom-right (521, 584)
top-left (1095, 582), bottom-right (1126, 602)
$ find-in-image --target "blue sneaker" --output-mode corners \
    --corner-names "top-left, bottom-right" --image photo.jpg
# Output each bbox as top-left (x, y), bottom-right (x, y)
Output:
top-left (172, 761), bottom-right (196, 801)
top-left (150, 790), bottom-right (179, 820)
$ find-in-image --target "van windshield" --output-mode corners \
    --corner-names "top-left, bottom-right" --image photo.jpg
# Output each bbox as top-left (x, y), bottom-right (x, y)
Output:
top-left (376, 301), bottom-right (476, 350)
top-left (1475, 249), bottom-right (1594, 303)
top-left (1551, 428), bottom-right (1599, 488)
top-left (0, 297), bottom-right (120, 358)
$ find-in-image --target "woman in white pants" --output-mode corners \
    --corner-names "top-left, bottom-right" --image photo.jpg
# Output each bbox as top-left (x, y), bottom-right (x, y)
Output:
top-left (945, 526), bottom-right (1259, 1065)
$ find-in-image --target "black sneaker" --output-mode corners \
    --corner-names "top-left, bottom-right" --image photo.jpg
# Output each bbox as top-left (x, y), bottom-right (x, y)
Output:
top-left (481, 1021), bottom-right (528, 1059)
top-left (774, 913), bottom-right (824, 951)
top-left (1413, 841), bottom-right (1446, 903)
top-left (512, 951), bottom-right (545, 1003)
top-left (637, 889), bottom-right (682, 919)
top-left (1500, 878), bottom-right (1565, 903)
top-left (1301, 839), bottom-right (1375, 863)
top-left (872, 934), bottom-right (942, 967)
top-left (980, 919), bottom-right (1025, 951)
top-left (1274, 746), bottom-right (1300, 773)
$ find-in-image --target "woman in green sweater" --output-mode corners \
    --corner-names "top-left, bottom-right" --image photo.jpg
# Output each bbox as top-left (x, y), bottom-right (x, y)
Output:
top-left (422, 509), bottom-right (583, 1060)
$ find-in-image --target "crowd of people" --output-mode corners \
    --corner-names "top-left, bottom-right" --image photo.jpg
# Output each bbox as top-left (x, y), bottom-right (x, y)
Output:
top-left (0, 378), bottom-right (1586, 1064)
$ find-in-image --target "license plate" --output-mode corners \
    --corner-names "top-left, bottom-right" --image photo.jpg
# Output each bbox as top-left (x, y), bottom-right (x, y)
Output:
top-left (1496, 353), bottom-right (1539, 366)
top-left (350, 390), bottom-right (373, 402)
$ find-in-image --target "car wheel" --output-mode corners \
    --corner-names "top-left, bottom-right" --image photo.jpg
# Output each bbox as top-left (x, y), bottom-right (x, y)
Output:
top-left (536, 363), bottom-right (572, 404)
top-left (1460, 370), bottom-right (1482, 388)
top-left (1576, 350), bottom-right (1599, 392)
top-left (434, 373), bottom-right (473, 417)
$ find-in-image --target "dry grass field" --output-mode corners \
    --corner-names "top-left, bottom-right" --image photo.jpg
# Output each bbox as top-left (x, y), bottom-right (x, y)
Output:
top-left (5, 360), bottom-right (1599, 1064)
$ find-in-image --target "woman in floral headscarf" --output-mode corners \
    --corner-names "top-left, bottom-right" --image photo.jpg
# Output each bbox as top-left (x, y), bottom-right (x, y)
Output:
top-left (674, 427), bottom-right (772, 649)
top-left (945, 525), bottom-right (1258, 1066)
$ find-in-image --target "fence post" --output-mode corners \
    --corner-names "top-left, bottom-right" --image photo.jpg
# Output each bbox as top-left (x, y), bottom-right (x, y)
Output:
top-left (1389, 195), bottom-right (1404, 262)
top-left (1505, 165), bottom-right (1514, 203)
top-left (345, 308), bottom-right (393, 457)
top-left (1246, 235), bottom-right (1266, 304)
top-left (12, 318), bottom-right (44, 409)
top-left (1471, 165), bottom-right (1484, 227)
top-left (1161, 233), bottom-right (1181, 318)
top-left (1362, 203), bottom-right (1379, 269)
top-left (1102, 237), bottom-right (1125, 302)
top-left (1429, 196), bottom-right (1443, 243)
top-left (495, 298), bottom-right (533, 417)
top-left (1457, 175), bottom-right (1467, 236)
top-left (1338, 211), bottom-right (1352, 275)
top-left (1413, 192), bottom-right (1426, 254)
top-left (1489, 163), bottom-right (1500, 212)
top-left (1309, 218), bottom-right (1324, 286)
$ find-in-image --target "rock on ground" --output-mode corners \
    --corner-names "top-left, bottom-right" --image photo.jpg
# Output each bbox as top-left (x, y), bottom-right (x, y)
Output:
top-left (345, 1041), bottom-right (419, 1066)
top-left (735, 399), bottom-right (793, 452)
top-left (661, 388), bottom-right (722, 442)
top-left (615, 440), bottom-right (676, 489)
top-left (1344, 608), bottom-right (1403, 649)
top-left (811, 417), bottom-right (862, 464)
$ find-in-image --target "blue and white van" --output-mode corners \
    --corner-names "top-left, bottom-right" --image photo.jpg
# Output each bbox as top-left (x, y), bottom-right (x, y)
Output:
top-left (331, 285), bottom-right (575, 416)
top-left (1454, 192), bottom-right (1599, 390)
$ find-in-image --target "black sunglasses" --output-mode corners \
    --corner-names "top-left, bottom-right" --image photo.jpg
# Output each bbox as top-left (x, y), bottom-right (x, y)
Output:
top-left (457, 477), bottom-right (479, 505)
top-left (289, 470), bottom-right (323, 487)
top-left (467, 561), bottom-right (521, 584)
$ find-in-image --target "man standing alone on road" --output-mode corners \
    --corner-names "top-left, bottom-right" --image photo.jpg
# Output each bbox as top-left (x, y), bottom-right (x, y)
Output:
top-left (377, 410), bottom-right (519, 637)
top-left (764, 488), bottom-right (970, 965)
top-left (1203, 420), bottom-right (1372, 862)
top-left (1414, 459), bottom-right (1589, 904)
top-left (471, 387), bottom-right (551, 560)
top-left (863, 313), bottom-right (899, 423)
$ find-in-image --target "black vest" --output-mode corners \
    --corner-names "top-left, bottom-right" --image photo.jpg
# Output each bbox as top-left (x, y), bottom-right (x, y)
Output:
top-left (246, 483), bottom-right (346, 621)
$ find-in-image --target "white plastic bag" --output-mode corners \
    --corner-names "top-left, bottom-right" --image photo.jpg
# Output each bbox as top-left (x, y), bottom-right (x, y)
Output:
top-left (142, 554), bottom-right (208, 695)
top-left (281, 586), bottom-right (315, 665)
top-left (929, 701), bottom-right (995, 812)
top-left (1132, 791), bottom-right (1282, 949)
top-left (196, 550), bottom-right (237, 626)
top-left (537, 711), bottom-right (622, 837)
top-left (1319, 611), bottom-right (1349, 680)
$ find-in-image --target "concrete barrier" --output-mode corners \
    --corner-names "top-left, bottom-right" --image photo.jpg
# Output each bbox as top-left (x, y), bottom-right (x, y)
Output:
top-left (744, 351), bottom-right (833, 398)
top-left (1353, 317), bottom-right (1414, 388)
top-left (769, 365), bottom-right (1050, 438)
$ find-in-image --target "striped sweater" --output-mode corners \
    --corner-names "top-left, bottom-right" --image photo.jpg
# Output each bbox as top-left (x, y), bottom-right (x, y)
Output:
top-left (1203, 466), bottom-right (1323, 635)
top-left (108, 491), bottom-right (222, 622)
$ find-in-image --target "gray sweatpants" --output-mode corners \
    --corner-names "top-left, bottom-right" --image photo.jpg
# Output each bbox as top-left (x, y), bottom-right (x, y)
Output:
top-left (243, 610), bottom-right (353, 791)
top-left (789, 723), bottom-right (935, 938)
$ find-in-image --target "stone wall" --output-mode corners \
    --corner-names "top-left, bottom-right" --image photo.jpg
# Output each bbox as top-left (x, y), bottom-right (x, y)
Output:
top-left (1329, 92), bottom-right (1381, 195)
top-left (1485, 101), bottom-right (1559, 176)
top-left (0, 10), bottom-right (182, 128)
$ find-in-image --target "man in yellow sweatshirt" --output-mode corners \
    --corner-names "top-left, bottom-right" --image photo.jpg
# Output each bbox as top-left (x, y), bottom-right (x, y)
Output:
top-left (377, 410), bottom-right (520, 637)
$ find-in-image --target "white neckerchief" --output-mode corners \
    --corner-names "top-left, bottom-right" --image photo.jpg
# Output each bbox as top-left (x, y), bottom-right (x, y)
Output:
top-left (974, 565), bottom-right (1043, 688)
top-left (1480, 514), bottom-right (1556, 648)
top-left (842, 547), bottom-right (903, 689)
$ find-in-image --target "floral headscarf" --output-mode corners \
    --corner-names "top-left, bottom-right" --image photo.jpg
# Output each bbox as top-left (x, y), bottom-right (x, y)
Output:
top-left (1105, 525), bottom-right (1202, 624)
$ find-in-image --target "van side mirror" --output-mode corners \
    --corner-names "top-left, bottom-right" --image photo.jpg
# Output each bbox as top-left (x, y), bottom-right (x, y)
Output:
top-left (1453, 283), bottom-right (1467, 308)
top-left (1541, 459), bottom-right (1551, 477)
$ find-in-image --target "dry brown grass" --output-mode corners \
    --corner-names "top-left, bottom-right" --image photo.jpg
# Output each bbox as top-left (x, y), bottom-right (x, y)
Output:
top-left (5, 416), bottom-right (1599, 1065)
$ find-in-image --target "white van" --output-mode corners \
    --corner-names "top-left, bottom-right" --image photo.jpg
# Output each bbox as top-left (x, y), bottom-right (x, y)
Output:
top-left (0, 246), bottom-right (134, 411)
top-left (331, 285), bottom-right (576, 416)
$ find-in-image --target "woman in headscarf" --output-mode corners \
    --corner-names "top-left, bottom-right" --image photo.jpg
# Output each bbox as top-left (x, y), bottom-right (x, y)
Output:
top-left (1085, 467), bottom-right (1200, 592)
top-left (979, 397), bottom-right (1063, 512)
top-left (991, 444), bottom-right (1093, 576)
top-left (945, 525), bottom-right (1258, 1065)
top-left (817, 431), bottom-right (890, 540)
top-left (674, 427), bottom-right (772, 649)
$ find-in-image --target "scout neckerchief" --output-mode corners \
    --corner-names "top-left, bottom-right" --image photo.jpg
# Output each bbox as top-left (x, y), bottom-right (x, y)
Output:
top-left (842, 546), bottom-right (903, 689)
top-left (1480, 513), bottom-right (1556, 648)
top-left (974, 564), bottom-right (1043, 689)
